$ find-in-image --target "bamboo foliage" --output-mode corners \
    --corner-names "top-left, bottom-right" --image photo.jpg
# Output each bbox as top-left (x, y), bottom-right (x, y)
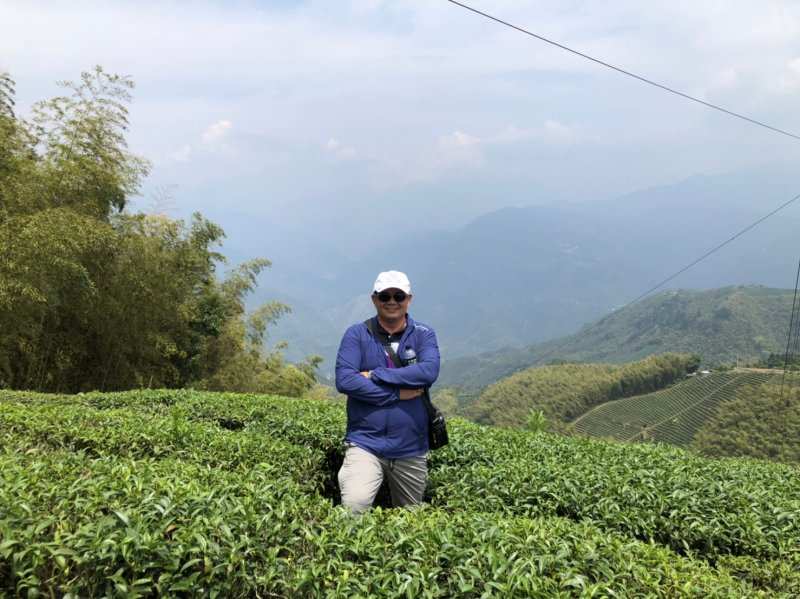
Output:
top-left (0, 69), bottom-right (318, 395)
top-left (692, 378), bottom-right (800, 463)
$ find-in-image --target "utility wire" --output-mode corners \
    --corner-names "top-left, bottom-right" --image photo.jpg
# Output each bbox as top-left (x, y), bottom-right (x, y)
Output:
top-left (790, 277), bottom-right (800, 394)
top-left (448, 0), bottom-right (800, 394)
top-left (780, 257), bottom-right (800, 400)
top-left (445, 0), bottom-right (800, 142)
top-left (621, 191), bottom-right (800, 309)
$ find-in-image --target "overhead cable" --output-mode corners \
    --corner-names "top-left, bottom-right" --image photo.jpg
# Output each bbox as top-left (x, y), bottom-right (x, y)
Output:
top-left (445, 0), bottom-right (800, 142)
top-left (620, 191), bottom-right (800, 309)
top-left (780, 257), bottom-right (800, 400)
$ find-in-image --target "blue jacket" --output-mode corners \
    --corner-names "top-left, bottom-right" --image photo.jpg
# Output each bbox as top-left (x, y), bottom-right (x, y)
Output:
top-left (335, 315), bottom-right (440, 458)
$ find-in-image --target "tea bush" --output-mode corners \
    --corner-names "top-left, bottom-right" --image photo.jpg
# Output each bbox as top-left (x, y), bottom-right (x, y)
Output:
top-left (1, 389), bottom-right (798, 597)
top-left (0, 448), bottom-right (760, 598)
top-left (0, 449), bottom-right (326, 596)
top-left (573, 371), bottom-right (777, 447)
top-left (429, 422), bottom-right (800, 559)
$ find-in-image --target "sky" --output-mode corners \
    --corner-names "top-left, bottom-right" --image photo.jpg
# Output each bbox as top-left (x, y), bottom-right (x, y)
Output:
top-left (3, 0), bottom-right (800, 229)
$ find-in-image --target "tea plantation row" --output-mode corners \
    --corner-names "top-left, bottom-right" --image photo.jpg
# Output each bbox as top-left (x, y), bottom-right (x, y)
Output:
top-left (1, 389), bottom-right (799, 597)
top-left (572, 371), bottom-right (774, 444)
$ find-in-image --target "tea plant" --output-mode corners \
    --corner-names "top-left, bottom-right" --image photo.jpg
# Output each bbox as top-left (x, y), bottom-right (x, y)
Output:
top-left (573, 371), bottom-right (775, 445)
top-left (1, 389), bottom-right (798, 596)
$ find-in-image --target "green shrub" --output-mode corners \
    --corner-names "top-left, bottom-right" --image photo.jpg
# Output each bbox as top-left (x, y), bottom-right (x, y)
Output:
top-left (525, 409), bottom-right (547, 434)
top-left (692, 379), bottom-right (800, 463)
top-left (1, 389), bottom-right (799, 596)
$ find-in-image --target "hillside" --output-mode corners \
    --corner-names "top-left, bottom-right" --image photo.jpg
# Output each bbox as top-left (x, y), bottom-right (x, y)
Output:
top-left (692, 375), bottom-right (800, 463)
top-left (572, 370), bottom-right (776, 446)
top-left (2, 389), bottom-right (800, 596)
top-left (253, 169), bottom-right (800, 369)
top-left (439, 286), bottom-right (796, 391)
top-left (463, 353), bottom-right (699, 430)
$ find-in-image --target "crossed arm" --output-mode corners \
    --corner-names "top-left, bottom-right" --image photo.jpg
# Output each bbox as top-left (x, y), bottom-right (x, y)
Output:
top-left (335, 326), bottom-right (440, 405)
top-left (358, 372), bottom-right (424, 400)
top-left (367, 330), bottom-right (440, 389)
top-left (335, 329), bottom-right (401, 406)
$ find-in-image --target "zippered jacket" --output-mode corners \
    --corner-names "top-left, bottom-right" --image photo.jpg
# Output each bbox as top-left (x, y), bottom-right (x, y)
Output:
top-left (335, 315), bottom-right (440, 458)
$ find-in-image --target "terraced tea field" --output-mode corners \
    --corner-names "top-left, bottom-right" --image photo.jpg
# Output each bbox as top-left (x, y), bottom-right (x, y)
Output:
top-left (1, 389), bottom-right (799, 596)
top-left (572, 371), bottom-right (777, 445)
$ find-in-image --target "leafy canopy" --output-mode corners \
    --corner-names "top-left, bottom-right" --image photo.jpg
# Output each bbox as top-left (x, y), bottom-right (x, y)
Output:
top-left (0, 68), bottom-right (319, 395)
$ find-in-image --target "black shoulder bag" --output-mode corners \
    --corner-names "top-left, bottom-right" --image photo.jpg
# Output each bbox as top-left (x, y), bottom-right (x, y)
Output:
top-left (364, 318), bottom-right (449, 450)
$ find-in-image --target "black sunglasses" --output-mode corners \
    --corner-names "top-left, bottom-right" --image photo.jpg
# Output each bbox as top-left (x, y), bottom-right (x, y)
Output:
top-left (375, 291), bottom-right (408, 303)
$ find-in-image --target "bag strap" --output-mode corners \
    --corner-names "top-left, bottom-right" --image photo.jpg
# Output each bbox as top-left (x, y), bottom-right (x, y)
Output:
top-left (364, 317), bottom-right (436, 417)
top-left (364, 317), bottom-right (403, 368)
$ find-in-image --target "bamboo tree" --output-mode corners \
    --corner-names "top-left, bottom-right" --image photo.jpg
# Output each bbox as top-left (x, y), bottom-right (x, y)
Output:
top-left (0, 68), bottom-right (319, 394)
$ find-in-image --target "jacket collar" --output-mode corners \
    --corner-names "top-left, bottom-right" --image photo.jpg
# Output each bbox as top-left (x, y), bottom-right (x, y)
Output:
top-left (372, 314), bottom-right (416, 341)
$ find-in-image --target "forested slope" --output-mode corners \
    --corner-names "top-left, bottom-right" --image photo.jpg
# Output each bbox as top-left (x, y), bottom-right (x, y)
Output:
top-left (692, 376), bottom-right (800, 463)
top-left (462, 353), bottom-right (698, 430)
top-left (439, 286), bottom-right (795, 392)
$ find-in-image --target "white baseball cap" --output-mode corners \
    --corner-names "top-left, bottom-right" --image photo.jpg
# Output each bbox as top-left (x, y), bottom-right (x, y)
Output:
top-left (373, 270), bottom-right (412, 294)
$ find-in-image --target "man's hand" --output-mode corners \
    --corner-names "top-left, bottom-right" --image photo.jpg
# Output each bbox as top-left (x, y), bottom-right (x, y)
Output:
top-left (359, 371), bottom-right (421, 400)
top-left (399, 388), bottom-right (423, 400)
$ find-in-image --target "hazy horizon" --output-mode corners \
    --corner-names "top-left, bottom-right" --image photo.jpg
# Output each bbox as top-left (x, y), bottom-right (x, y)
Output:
top-left (4, 0), bottom-right (800, 367)
top-left (3, 1), bottom-right (800, 223)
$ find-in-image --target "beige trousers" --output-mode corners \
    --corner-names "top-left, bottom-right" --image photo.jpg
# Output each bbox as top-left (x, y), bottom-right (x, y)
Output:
top-left (338, 444), bottom-right (427, 514)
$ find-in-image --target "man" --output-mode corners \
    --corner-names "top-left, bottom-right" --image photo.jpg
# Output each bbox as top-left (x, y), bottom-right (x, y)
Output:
top-left (335, 270), bottom-right (440, 514)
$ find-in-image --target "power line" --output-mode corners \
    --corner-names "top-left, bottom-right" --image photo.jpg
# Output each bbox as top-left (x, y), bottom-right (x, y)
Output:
top-left (445, 0), bottom-right (800, 143)
top-left (780, 257), bottom-right (800, 400)
top-left (621, 191), bottom-right (800, 309)
top-left (445, 0), bottom-right (800, 350)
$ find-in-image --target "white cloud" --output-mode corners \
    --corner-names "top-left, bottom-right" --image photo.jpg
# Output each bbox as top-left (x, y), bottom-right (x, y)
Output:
top-left (442, 130), bottom-right (481, 148)
top-left (490, 120), bottom-right (579, 146)
top-left (710, 67), bottom-right (740, 92)
top-left (349, 0), bottom-right (386, 15)
top-left (492, 125), bottom-right (535, 144)
top-left (164, 120), bottom-right (232, 164)
top-left (541, 120), bottom-right (576, 144)
top-left (414, 120), bottom-right (581, 183)
top-left (325, 137), bottom-right (357, 160)
top-left (201, 119), bottom-right (232, 145)
top-left (170, 144), bottom-right (192, 163)
top-left (778, 57), bottom-right (800, 92)
top-left (436, 130), bottom-right (483, 167)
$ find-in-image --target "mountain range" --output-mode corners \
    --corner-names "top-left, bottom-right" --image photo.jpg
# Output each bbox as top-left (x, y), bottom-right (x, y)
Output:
top-left (236, 167), bottom-right (800, 375)
top-left (437, 285), bottom-right (796, 391)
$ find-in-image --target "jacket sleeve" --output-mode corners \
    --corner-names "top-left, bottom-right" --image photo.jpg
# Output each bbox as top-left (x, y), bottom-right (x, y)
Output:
top-left (335, 325), bottom-right (398, 406)
top-left (369, 327), bottom-right (440, 388)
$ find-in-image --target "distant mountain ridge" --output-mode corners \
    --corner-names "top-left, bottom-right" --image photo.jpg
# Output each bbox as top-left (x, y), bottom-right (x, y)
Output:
top-left (254, 168), bottom-right (800, 373)
top-left (438, 286), bottom-right (796, 391)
